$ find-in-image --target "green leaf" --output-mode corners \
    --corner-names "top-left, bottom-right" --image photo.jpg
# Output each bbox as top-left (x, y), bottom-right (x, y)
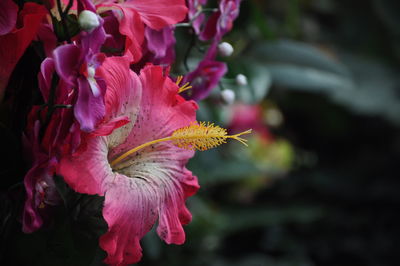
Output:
top-left (250, 40), bottom-right (351, 76)
top-left (330, 53), bottom-right (400, 125)
top-left (52, 14), bottom-right (80, 42)
top-left (264, 63), bottom-right (354, 92)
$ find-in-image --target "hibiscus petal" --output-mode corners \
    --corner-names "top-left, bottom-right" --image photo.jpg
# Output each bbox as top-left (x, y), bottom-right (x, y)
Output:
top-left (100, 173), bottom-right (158, 265)
top-left (90, 116), bottom-right (130, 137)
top-left (103, 5), bottom-right (144, 63)
top-left (100, 65), bottom-right (199, 264)
top-left (59, 136), bottom-right (111, 195)
top-left (100, 143), bottom-right (199, 264)
top-left (126, 0), bottom-right (187, 30)
top-left (100, 149), bottom-right (199, 264)
top-left (97, 55), bottom-right (142, 148)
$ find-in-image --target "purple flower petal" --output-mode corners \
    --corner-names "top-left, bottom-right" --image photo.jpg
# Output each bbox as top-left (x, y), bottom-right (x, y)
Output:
top-left (188, 0), bottom-right (208, 34)
top-left (81, 16), bottom-right (107, 53)
top-left (183, 59), bottom-right (227, 101)
top-left (144, 26), bottom-right (176, 64)
top-left (74, 77), bottom-right (105, 132)
top-left (199, 0), bottom-right (241, 41)
top-left (53, 44), bottom-right (82, 85)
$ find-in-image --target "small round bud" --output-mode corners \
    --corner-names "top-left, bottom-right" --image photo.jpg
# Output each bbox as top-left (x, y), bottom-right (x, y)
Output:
top-left (235, 74), bottom-right (248, 86)
top-left (221, 89), bottom-right (235, 105)
top-left (78, 10), bottom-right (100, 32)
top-left (218, 42), bottom-right (234, 57)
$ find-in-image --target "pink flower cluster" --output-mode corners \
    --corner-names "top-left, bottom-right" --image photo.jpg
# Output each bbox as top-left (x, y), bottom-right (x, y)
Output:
top-left (0, 0), bottom-right (241, 265)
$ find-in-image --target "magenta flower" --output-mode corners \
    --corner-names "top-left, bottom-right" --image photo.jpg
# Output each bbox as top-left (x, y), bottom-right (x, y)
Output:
top-left (22, 58), bottom-right (77, 232)
top-left (200, 0), bottom-right (241, 41)
top-left (58, 57), bottom-right (199, 265)
top-left (182, 44), bottom-right (227, 101)
top-left (187, 0), bottom-right (208, 34)
top-left (53, 44), bottom-right (107, 132)
top-left (144, 25), bottom-right (176, 65)
top-left (22, 121), bottom-right (59, 233)
top-left (182, 0), bottom-right (242, 101)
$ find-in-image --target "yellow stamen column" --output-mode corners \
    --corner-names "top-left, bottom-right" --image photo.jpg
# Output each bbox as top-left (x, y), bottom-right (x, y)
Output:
top-left (110, 122), bottom-right (252, 168)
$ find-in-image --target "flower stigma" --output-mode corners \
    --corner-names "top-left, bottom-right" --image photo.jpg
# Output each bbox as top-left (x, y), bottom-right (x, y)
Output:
top-left (109, 121), bottom-right (252, 168)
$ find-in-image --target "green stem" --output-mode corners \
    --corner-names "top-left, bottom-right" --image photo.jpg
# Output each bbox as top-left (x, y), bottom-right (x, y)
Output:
top-left (39, 73), bottom-right (59, 140)
top-left (56, 0), bottom-right (72, 43)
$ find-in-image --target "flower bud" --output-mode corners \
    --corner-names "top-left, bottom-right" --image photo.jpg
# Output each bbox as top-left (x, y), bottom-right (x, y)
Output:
top-left (218, 42), bottom-right (234, 57)
top-left (78, 10), bottom-right (100, 32)
top-left (235, 74), bottom-right (248, 86)
top-left (221, 89), bottom-right (235, 105)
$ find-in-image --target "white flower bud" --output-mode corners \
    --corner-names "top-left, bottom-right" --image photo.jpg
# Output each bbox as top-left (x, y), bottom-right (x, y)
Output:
top-left (78, 10), bottom-right (100, 32)
top-left (221, 89), bottom-right (235, 105)
top-left (235, 74), bottom-right (248, 86)
top-left (218, 42), bottom-right (234, 57)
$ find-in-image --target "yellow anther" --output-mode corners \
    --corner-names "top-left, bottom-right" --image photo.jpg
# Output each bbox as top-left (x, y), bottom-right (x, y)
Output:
top-left (175, 75), bottom-right (192, 93)
top-left (178, 82), bottom-right (192, 93)
top-left (176, 75), bottom-right (183, 85)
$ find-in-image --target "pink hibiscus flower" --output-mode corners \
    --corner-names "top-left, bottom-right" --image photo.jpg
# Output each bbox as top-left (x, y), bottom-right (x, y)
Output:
top-left (58, 56), bottom-right (199, 265)
top-left (228, 103), bottom-right (272, 142)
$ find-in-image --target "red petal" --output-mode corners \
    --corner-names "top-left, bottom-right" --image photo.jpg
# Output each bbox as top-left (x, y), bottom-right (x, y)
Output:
top-left (0, 0), bottom-right (18, 35)
top-left (0, 3), bottom-right (47, 100)
top-left (126, 0), bottom-right (188, 30)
